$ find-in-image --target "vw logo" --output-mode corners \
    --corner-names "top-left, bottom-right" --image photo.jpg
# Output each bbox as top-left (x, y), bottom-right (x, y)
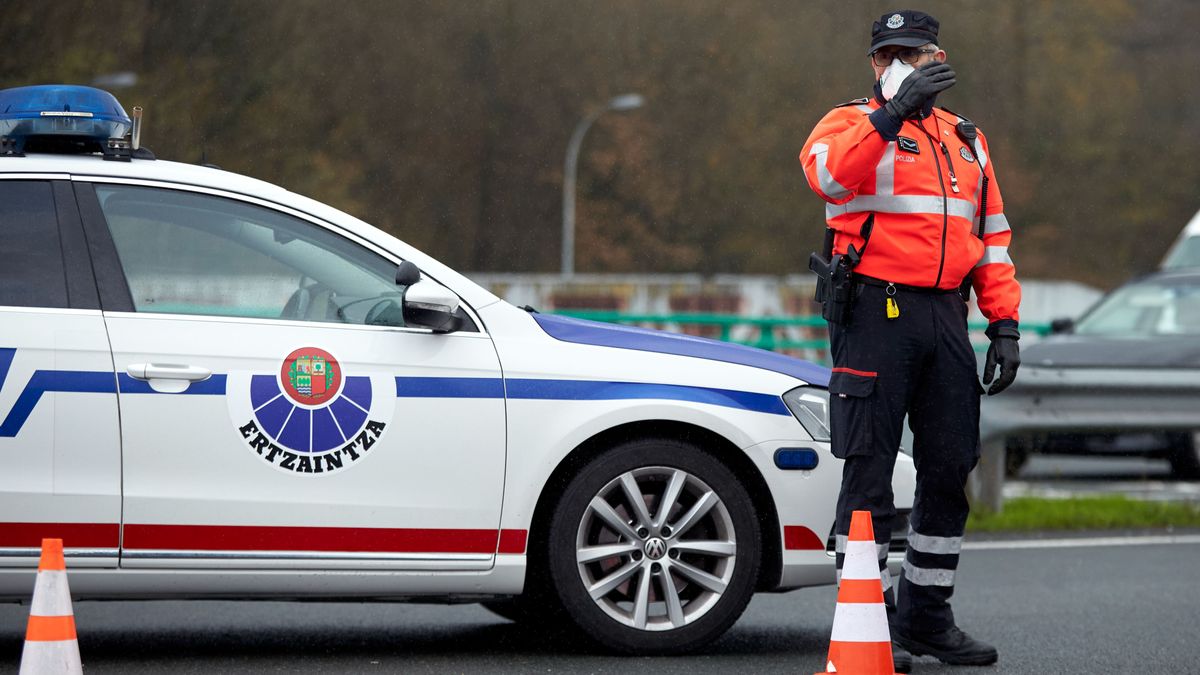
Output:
top-left (644, 537), bottom-right (667, 560)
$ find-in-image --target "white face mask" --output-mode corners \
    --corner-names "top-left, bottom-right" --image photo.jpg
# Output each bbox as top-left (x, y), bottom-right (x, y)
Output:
top-left (879, 59), bottom-right (916, 101)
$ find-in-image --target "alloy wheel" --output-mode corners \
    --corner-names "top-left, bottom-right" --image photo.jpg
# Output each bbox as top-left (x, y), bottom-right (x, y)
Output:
top-left (574, 466), bottom-right (737, 632)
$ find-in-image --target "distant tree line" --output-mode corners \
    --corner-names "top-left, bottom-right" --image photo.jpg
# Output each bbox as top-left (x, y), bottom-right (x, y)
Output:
top-left (4, 0), bottom-right (1197, 287)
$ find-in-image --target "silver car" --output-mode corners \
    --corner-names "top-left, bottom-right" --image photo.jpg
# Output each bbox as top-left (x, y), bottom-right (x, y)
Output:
top-left (983, 269), bottom-right (1200, 477)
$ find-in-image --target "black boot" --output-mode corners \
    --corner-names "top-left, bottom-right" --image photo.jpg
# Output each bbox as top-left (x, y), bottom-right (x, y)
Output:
top-left (892, 641), bottom-right (913, 673)
top-left (894, 626), bottom-right (998, 666)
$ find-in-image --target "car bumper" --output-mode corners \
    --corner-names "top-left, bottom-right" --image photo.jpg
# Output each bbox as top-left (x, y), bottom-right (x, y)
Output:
top-left (742, 440), bottom-right (916, 592)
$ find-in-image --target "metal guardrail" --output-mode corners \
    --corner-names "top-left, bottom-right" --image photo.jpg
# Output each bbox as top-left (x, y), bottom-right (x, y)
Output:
top-left (556, 310), bottom-right (1051, 358)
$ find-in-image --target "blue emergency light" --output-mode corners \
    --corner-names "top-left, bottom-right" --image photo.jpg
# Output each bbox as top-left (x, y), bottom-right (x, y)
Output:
top-left (0, 84), bottom-right (150, 161)
top-left (773, 447), bottom-right (820, 471)
top-left (0, 84), bottom-right (131, 140)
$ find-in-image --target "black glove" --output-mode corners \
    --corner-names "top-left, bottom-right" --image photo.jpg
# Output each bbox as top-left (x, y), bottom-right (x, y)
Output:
top-left (884, 61), bottom-right (957, 121)
top-left (982, 321), bottom-right (1021, 395)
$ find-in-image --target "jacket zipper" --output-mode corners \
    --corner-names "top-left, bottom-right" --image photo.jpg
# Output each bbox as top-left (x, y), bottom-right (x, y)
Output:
top-left (926, 132), bottom-right (950, 288)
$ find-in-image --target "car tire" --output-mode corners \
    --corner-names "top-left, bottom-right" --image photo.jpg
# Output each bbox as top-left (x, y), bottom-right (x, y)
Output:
top-left (545, 437), bottom-right (761, 655)
top-left (1168, 432), bottom-right (1200, 479)
top-left (1004, 441), bottom-right (1030, 478)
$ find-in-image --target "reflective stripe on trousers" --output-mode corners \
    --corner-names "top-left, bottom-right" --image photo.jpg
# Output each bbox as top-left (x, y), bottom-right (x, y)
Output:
top-left (902, 528), bottom-right (962, 588)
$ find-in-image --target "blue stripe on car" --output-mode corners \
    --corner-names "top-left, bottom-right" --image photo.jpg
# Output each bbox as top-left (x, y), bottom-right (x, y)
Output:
top-left (395, 376), bottom-right (790, 416)
top-left (116, 373), bottom-right (228, 395)
top-left (531, 313), bottom-right (831, 387)
top-left (0, 348), bottom-right (14, 389)
top-left (396, 377), bottom-right (506, 399)
top-left (506, 378), bottom-right (790, 415)
top-left (0, 367), bottom-right (225, 438)
top-left (1, 370), bottom-right (118, 437)
top-left (0, 348), bottom-right (792, 438)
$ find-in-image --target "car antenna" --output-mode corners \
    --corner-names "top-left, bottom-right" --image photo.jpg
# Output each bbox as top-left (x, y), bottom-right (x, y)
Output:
top-left (199, 148), bottom-right (221, 170)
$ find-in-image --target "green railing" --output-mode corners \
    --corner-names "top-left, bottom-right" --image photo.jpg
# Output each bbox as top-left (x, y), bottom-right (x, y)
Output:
top-left (555, 310), bottom-right (1051, 359)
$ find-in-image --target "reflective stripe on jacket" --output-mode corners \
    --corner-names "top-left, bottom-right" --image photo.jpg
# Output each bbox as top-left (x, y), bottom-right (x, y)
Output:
top-left (800, 99), bottom-right (1020, 323)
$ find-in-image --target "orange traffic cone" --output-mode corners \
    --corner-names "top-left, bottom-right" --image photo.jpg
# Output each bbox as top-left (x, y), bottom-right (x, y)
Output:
top-left (19, 538), bottom-right (82, 675)
top-left (815, 510), bottom-right (897, 674)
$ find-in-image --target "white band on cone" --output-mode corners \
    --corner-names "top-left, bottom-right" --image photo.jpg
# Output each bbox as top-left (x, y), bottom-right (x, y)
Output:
top-left (840, 540), bottom-right (883, 580)
top-left (30, 571), bottom-right (74, 617)
top-left (19, 640), bottom-right (83, 675)
top-left (829, 603), bottom-right (892, 642)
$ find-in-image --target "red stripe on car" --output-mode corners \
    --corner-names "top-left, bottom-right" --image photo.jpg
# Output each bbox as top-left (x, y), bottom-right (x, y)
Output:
top-left (498, 529), bottom-right (527, 554)
top-left (122, 524), bottom-right (525, 554)
top-left (0, 523), bottom-right (530, 555)
top-left (783, 525), bottom-right (825, 551)
top-left (0, 522), bottom-right (120, 549)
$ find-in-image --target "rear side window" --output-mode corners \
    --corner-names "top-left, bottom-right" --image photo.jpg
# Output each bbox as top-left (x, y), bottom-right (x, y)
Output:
top-left (0, 181), bottom-right (68, 309)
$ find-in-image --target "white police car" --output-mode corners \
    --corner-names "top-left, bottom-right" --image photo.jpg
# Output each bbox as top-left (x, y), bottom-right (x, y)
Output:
top-left (0, 85), bottom-right (915, 654)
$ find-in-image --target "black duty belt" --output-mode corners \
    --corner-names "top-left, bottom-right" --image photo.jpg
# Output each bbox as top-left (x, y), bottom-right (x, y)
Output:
top-left (856, 274), bottom-right (961, 295)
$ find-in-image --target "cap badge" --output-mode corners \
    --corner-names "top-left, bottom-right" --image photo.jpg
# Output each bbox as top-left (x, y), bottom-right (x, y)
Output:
top-left (886, 13), bottom-right (905, 29)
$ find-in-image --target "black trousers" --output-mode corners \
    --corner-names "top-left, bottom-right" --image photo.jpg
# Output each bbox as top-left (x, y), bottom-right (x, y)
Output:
top-left (828, 282), bottom-right (982, 634)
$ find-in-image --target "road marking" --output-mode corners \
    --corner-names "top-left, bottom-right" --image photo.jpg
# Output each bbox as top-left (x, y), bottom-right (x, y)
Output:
top-left (964, 534), bottom-right (1200, 551)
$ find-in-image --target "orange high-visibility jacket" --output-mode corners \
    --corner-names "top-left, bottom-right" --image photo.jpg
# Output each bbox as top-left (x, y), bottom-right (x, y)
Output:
top-left (801, 98), bottom-right (1020, 323)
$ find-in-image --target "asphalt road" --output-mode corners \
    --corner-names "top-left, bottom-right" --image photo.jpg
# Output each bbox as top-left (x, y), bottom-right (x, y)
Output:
top-left (3, 541), bottom-right (1198, 673)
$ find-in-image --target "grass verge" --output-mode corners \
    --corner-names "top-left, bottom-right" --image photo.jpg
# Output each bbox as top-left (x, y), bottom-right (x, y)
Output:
top-left (967, 495), bottom-right (1200, 532)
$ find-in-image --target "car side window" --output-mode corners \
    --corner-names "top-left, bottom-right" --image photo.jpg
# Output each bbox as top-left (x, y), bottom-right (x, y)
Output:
top-left (0, 181), bottom-right (69, 309)
top-left (95, 184), bottom-right (410, 327)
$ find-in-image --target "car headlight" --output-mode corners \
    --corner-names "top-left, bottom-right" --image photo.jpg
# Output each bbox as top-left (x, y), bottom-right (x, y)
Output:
top-left (782, 386), bottom-right (831, 442)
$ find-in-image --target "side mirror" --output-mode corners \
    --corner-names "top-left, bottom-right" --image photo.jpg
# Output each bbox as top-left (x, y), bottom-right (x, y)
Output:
top-left (1049, 317), bottom-right (1075, 335)
top-left (396, 261), bottom-right (421, 286)
top-left (403, 279), bottom-right (462, 333)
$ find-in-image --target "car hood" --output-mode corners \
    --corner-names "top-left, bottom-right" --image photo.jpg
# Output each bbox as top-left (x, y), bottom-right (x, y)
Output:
top-left (1025, 334), bottom-right (1200, 368)
top-left (532, 313), bottom-right (830, 386)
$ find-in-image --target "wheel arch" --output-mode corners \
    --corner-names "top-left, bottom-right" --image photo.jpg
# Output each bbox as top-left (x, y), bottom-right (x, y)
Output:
top-left (525, 419), bottom-right (782, 594)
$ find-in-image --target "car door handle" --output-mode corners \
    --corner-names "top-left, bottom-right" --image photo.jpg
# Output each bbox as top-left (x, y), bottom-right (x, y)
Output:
top-left (126, 363), bottom-right (212, 382)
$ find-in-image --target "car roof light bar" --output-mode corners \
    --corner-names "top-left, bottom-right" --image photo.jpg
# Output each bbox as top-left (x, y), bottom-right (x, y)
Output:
top-left (0, 84), bottom-right (154, 161)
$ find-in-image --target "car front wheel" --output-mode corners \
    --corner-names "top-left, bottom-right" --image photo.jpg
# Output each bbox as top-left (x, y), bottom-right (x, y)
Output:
top-left (546, 437), bottom-right (761, 654)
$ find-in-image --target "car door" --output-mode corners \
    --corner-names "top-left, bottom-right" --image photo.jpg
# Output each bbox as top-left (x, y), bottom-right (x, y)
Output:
top-left (75, 179), bottom-right (507, 571)
top-left (0, 178), bottom-right (121, 572)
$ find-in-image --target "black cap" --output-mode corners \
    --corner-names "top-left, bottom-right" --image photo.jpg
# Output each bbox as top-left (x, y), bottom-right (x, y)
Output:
top-left (869, 10), bottom-right (939, 55)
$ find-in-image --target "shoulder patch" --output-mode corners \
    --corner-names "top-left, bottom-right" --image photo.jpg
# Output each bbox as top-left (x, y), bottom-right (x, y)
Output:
top-left (834, 97), bottom-right (871, 108)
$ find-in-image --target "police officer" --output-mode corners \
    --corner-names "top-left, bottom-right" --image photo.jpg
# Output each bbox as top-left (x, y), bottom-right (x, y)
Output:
top-left (800, 9), bottom-right (1020, 671)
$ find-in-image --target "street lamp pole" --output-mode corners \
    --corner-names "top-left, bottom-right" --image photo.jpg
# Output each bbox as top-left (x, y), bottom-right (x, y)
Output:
top-left (562, 93), bottom-right (645, 277)
top-left (91, 72), bottom-right (139, 89)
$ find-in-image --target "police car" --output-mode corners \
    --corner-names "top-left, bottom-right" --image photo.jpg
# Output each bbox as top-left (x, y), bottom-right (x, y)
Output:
top-left (0, 85), bottom-right (916, 654)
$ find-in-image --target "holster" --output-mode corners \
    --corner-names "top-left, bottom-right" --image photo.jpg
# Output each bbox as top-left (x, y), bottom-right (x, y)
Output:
top-left (809, 250), bottom-right (858, 325)
top-left (810, 217), bottom-right (870, 325)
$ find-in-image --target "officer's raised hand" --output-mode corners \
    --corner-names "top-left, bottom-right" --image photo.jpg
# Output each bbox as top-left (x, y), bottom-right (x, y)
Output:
top-left (982, 322), bottom-right (1021, 395)
top-left (884, 61), bottom-right (957, 121)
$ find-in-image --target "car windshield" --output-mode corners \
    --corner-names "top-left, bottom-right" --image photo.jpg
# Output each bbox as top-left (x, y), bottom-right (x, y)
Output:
top-left (1162, 235), bottom-right (1200, 269)
top-left (1074, 277), bottom-right (1200, 336)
